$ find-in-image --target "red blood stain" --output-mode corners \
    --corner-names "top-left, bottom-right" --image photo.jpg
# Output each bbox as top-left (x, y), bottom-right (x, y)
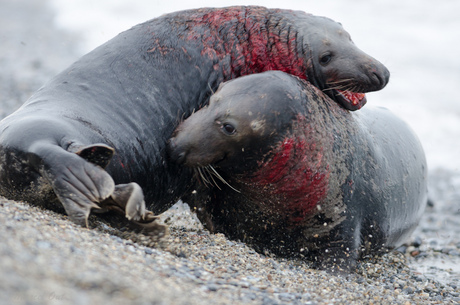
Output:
top-left (185, 7), bottom-right (310, 81)
top-left (244, 115), bottom-right (330, 225)
top-left (182, 7), bottom-right (369, 110)
top-left (337, 90), bottom-right (366, 106)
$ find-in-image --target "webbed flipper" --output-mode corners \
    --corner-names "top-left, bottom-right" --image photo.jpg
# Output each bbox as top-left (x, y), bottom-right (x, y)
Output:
top-left (99, 182), bottom-right (167, 235)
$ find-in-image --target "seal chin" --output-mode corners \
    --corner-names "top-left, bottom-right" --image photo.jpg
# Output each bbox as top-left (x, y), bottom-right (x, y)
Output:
top-left (326, 89), bottom-right (367, 111)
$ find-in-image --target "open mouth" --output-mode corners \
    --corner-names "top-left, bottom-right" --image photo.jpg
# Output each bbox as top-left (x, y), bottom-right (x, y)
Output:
top-left (325, 89), bottom-right (367, 111)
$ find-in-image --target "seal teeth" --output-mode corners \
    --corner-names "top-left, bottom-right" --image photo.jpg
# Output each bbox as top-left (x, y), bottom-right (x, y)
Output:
top-left (323, 89), bottom-right (366, 111)
top-left (336, 90), bottom-right (366, 109)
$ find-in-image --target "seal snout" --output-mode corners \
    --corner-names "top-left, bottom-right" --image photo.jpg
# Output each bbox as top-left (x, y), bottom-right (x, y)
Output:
top-left (372, 65), bottom-right (390, 90)
top-left (365, 61), bottom-right (390, 92)
top-left (167, 138), bottom-right (187, 165)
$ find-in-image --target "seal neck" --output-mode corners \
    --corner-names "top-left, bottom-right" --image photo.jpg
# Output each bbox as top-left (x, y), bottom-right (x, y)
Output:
top-left (184, 6), bottom-right (311, 82)
top-left (233, 114), bottom-right (330, 226)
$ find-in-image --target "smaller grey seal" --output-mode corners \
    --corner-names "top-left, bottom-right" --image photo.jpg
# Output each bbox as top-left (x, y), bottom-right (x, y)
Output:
top-left (168, 71), bottom-right (427, 272)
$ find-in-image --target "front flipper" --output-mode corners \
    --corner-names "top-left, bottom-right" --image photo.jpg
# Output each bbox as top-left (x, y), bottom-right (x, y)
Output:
top-left (34, 143), bottom-right (157, 229)
top-left (98, 182), bottom-right (157, 222)
top-left (46, 150), bottom-right (116, 227)
top-left (75, 145), bottom-right (161, 228)
top-left (99, 183), bottom-right (167, 235)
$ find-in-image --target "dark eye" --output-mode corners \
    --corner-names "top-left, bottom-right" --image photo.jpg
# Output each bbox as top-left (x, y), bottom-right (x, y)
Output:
top-left (320, 53), bottom-right (332, 65)
top-left (222, 123), bottom-right (236, 135)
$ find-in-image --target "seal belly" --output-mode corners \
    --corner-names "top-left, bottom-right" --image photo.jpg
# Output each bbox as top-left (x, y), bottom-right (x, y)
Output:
top-left (351, 107), bottom-right (427, 249)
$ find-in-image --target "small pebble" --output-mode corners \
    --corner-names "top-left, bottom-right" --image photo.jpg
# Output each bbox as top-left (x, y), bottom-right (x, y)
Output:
top-left (412, 236), bottom-right (423, 248)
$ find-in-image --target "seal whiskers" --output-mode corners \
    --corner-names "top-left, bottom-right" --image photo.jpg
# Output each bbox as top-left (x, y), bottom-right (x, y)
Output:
top-left (325, 79), bottom-right (371, 95)
top-left (193, 166), bottom-right (240, 192)
top-left (192, 166), bottom-right (240, 193)
top-left (207, 83), bottom-right (215, 95)
top-left (206, 165), bottom-right (240, 193)
top-left (204, 167), bottom-right (222, 190)
top-left (195, 167), bottom-right (214, 188)
top-left (323, 79), bottom-right (355, 91)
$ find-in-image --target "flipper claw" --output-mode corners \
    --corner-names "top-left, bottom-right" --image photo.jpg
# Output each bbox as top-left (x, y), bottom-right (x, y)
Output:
top-left (100, 182), bottom-right (160, 224)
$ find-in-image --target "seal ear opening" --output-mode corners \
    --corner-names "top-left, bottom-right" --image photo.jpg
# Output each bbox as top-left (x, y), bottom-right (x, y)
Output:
top-left (72, 144), bottom-right (115, 169)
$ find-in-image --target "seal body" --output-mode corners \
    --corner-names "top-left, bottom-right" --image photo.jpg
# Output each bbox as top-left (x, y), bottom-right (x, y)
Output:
top-left (0, 6), bottom-right (389, 226)
top-left (168, 71), bottom-right (427, 271)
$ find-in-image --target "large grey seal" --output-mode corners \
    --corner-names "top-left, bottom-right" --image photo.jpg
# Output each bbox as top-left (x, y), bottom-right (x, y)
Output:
top-left (0, 6), bottom-right (389, 227)
top-left (168, 71), bottom-right (427, 271)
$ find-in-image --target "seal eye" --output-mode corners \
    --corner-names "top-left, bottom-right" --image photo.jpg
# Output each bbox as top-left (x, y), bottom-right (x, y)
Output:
top-left (320, 53), bottom-right (332, 66)
top-left (222, 123), bottom-right (236, 135)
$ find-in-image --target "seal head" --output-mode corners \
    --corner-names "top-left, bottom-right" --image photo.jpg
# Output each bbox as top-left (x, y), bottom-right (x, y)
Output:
top-left (299, 16), bottom-right (390, 110)
top-left (169, 75), bottom-right (303, 172)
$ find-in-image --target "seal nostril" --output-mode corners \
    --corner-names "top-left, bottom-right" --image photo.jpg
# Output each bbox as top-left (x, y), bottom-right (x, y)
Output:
top-left (176, 151), bottom-right (186, 164)
top-left (372, 72), bottom-right (382, 86)
top-left (372, 71), bottom-right (387, 89)
top-left (383, 68), bottom-right (390, 85)
top-left (372, 67), bottom-right (390, 89)
top-left (167, 139), bottom-right (187, 164)
top-left (170, 150), bottom-right (187, 164)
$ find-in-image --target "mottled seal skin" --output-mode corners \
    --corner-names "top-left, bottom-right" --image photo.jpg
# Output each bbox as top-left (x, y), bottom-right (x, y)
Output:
top-left (168, 71), bottom-right (427, 272)
top-left (0, 6), bottom-right (389, 227)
